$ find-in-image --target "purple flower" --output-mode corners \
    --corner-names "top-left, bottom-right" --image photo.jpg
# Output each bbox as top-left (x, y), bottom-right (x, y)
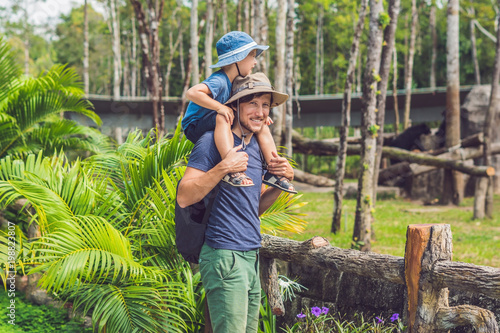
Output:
top-left (297, 313), bottom-right (306, 319)
top-left (376, 316), bottom-right (384, 324)
top-left (321, 307), bottom-right (329, 315)
top-left (390, 313), bottom-right (399, 322)
top-left (311, 307), bottom-right (322, 317)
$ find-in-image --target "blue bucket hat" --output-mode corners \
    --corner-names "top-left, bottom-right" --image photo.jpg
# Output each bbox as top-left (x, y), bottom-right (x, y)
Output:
top-left (210, 31), bottom-right (269, 69)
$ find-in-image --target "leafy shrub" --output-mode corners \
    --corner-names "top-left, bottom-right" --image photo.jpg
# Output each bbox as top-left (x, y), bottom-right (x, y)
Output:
top-left (0, 291), bottom-right (93, 333)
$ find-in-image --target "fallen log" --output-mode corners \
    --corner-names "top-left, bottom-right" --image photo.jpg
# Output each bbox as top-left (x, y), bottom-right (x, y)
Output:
top-left (293, 169), bottom-right (335, 187)
top-left (430, 132), bottom-right (484, 155)
top-left (260, 234), bottom-right (405, 285)
top-left (292, 130), bottom-right (497, 177)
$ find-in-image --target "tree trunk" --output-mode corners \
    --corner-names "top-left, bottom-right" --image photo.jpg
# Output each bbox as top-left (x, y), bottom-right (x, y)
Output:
top-left (221, 0), bottom-right (229, 34)
top-left (23, 3), bottom-right (29, 76)
top-left (236, 0), bottom-right (242, 31)
top-left (403, 0), bottom-right (418, 130)
top-left (272, 0), bottom-right (287, 148)
top-left (244, 0), bottom-right (250, 34)
top-left (130, 0), bottom-right (165, 135)
top-left (110, 0), bottom-right (122, 100)
top-left (331, 0), bottom-right (368, 234)
top-left (442, 0), bottom-right (463, 205)
top-left (123, 36), bottom-right (131, 97)
top-left (165, 8), bottom-right (182, 98)
top-left (83, 0), bottom-right (89, 95)
top-left (469, 3), bottom-right (481, 85)
top-left (474, 3), bottom-right (500, 218)
top-left (315, 5), bottom-right (324, 95)
top-left (205, 0), bottom-right (214, 78)
top-left (131, 16), bottom-right (137, 97)
top-left (283, 0), bottom-right (295, 155)
top-left (353, 0), bottom-right (384, 252)
top-left (373, 0), bottom-right (401, 204)
top-left (393, 38), bottom-right (400, 135)
top-left (190, 0), bottom-right (199, 85)
top-left (430, 1), bottom-right (437, 90)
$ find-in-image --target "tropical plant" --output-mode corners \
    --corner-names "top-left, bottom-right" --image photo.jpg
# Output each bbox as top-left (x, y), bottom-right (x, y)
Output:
top-left (0, 37), bottom-right (110, 160)
top-left (0, 121), bottom-right (307, 332)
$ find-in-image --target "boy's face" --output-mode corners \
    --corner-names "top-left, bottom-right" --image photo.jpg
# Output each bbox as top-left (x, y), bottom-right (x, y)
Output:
top-left (237, 50), bottom-right (258, 76)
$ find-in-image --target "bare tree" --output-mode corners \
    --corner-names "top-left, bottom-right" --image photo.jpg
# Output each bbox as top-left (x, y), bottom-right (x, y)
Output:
top-left (130, 0), bottom-right (165, 135)
top-left (221, 0), bottom-right (229, 34)
top-left (165, 7), bottom-right (183, 98)
top-left (403, 0), bottom-right (418, 129)
top-left (474, 1), bottom-right (500, 219)
top-left (315, 4), bottom-right (324, 95)
top-left (393, 39), bottom-right (400, 135)
top-left (244, 0), bottom-right (250, 34)
top-left (131, 16), bottom-right (137, 97)
top-left (205, 0), bottom-right (214, 78)
top-left (236, 0), bottom-right (243, 31)
top-left (352, 0), bottom-right (384, 252)
top-left (108, 0), bottom-right (122, 99)
top-left (442, 0), bottom-right (464, 205)
top-left (331, 0), bottom-right (368, 234)
top-left (284, 0), bottom-right (295, 155)
top-left (429, 0), bottom-right (437, 90)
top-left (373, 0), bottom-right (401, 203)
top-left (190, 0), bottom-right (199, 85)
top-left (83, 0), bottom-right (89, 95)
top-left (272, 0), bottom-right (287, 147)
top-left (468, 3), bottom-right (481, 85)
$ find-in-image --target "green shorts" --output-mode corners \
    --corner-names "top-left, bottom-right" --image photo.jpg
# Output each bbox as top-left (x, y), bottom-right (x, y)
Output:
top-left (199, 243), bottom-right (261, 333)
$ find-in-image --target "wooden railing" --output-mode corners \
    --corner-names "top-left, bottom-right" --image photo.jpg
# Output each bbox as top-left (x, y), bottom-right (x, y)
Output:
top-left (260, 224), bottom-right (500, 332)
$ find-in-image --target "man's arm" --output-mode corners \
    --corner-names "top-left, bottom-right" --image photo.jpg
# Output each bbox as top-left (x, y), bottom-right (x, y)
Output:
top-left (177, 145), bottom-right (249, 208)
top-left (258, 152), bottom-right (295, 215)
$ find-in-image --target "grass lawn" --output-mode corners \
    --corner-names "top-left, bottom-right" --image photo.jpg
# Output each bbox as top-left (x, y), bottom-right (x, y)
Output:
top-left (284, 190), bottom-right (500, 268)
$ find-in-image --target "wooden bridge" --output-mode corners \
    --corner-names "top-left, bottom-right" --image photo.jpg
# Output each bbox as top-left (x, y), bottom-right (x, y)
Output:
top-left (74, 86), bottom-right (474, 131)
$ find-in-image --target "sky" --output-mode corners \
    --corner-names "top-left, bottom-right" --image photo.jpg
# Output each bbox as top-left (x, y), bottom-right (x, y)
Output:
top-left (24, 0), bottom-right (105, 26)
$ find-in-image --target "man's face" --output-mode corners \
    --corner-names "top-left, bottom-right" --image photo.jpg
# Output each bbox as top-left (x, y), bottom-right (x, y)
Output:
top-left (236, 93), bottom-right (271, 134)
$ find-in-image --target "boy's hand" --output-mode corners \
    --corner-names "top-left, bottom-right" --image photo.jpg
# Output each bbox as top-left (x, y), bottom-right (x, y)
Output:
top-left (265, 116), bottom-right (273, 126)
top-left (217, 105), bottom-right (235, 124)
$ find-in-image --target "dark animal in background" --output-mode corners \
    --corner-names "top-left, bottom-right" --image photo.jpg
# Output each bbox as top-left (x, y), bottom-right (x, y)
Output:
top-left (389, 123), bottom-right (431, 164)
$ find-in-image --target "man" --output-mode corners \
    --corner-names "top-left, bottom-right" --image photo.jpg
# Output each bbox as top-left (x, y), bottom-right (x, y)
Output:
top-left (177, 72), bottom-right (295, 332)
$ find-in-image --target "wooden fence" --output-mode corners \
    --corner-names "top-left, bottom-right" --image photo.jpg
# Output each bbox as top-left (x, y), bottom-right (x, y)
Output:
top-left (260, 224), bottom-right (500, 333)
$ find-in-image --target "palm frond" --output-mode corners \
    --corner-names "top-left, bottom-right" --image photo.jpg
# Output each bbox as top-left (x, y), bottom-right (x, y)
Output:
top-left (69, 281), bottom-right (191, 333)
top-left (30, 215), bottom-right (169, 293)
top-left (260, 192), bottom-right (308, 235)
top-left (0, 37), bottom-right (22, 103)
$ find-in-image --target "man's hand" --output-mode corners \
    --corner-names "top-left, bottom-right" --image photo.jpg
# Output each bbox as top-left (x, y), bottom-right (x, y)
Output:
top-left (266, 151), bottom-right (294, 180)
top-left (217, 105), bottom-right (235, 125)
top-left (221, 145), bottom-right (249, 173)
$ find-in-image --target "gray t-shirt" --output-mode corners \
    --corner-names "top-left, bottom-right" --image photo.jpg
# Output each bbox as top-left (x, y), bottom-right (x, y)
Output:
top-left (187, 131), bottom-right (264, 251)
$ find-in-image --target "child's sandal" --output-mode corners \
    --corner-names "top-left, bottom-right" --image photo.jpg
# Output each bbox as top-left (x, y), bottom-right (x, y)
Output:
top-left (222, 172), bottom-right (254, 187)
top-left (263, 172), bottom-right (298, 194)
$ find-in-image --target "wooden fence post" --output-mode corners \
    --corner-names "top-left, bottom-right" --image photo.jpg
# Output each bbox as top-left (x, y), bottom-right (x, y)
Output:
top-left (260, 257), bottom-right (285, 315)
top-left (405, 224), bottom-right (499, 333)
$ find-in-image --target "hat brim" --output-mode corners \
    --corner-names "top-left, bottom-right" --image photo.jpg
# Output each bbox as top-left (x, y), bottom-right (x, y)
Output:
top-left (209, 45), bottom-right (269, 69)
top-left (225, 86), bottom-right (288, 108)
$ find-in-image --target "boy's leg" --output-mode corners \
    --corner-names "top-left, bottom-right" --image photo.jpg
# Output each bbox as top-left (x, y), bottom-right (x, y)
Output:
top-left (215, 115), bottom-right (253, 186)
top-left (255, 125), bottom-right (296, 193)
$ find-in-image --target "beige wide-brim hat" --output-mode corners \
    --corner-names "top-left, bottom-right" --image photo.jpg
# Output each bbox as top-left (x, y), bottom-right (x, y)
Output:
top-left (225, 72), bottom-right (289, 108)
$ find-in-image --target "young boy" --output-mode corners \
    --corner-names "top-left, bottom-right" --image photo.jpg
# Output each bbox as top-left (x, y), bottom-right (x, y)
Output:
top-left (182, 31), bottom-right (296, 193)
